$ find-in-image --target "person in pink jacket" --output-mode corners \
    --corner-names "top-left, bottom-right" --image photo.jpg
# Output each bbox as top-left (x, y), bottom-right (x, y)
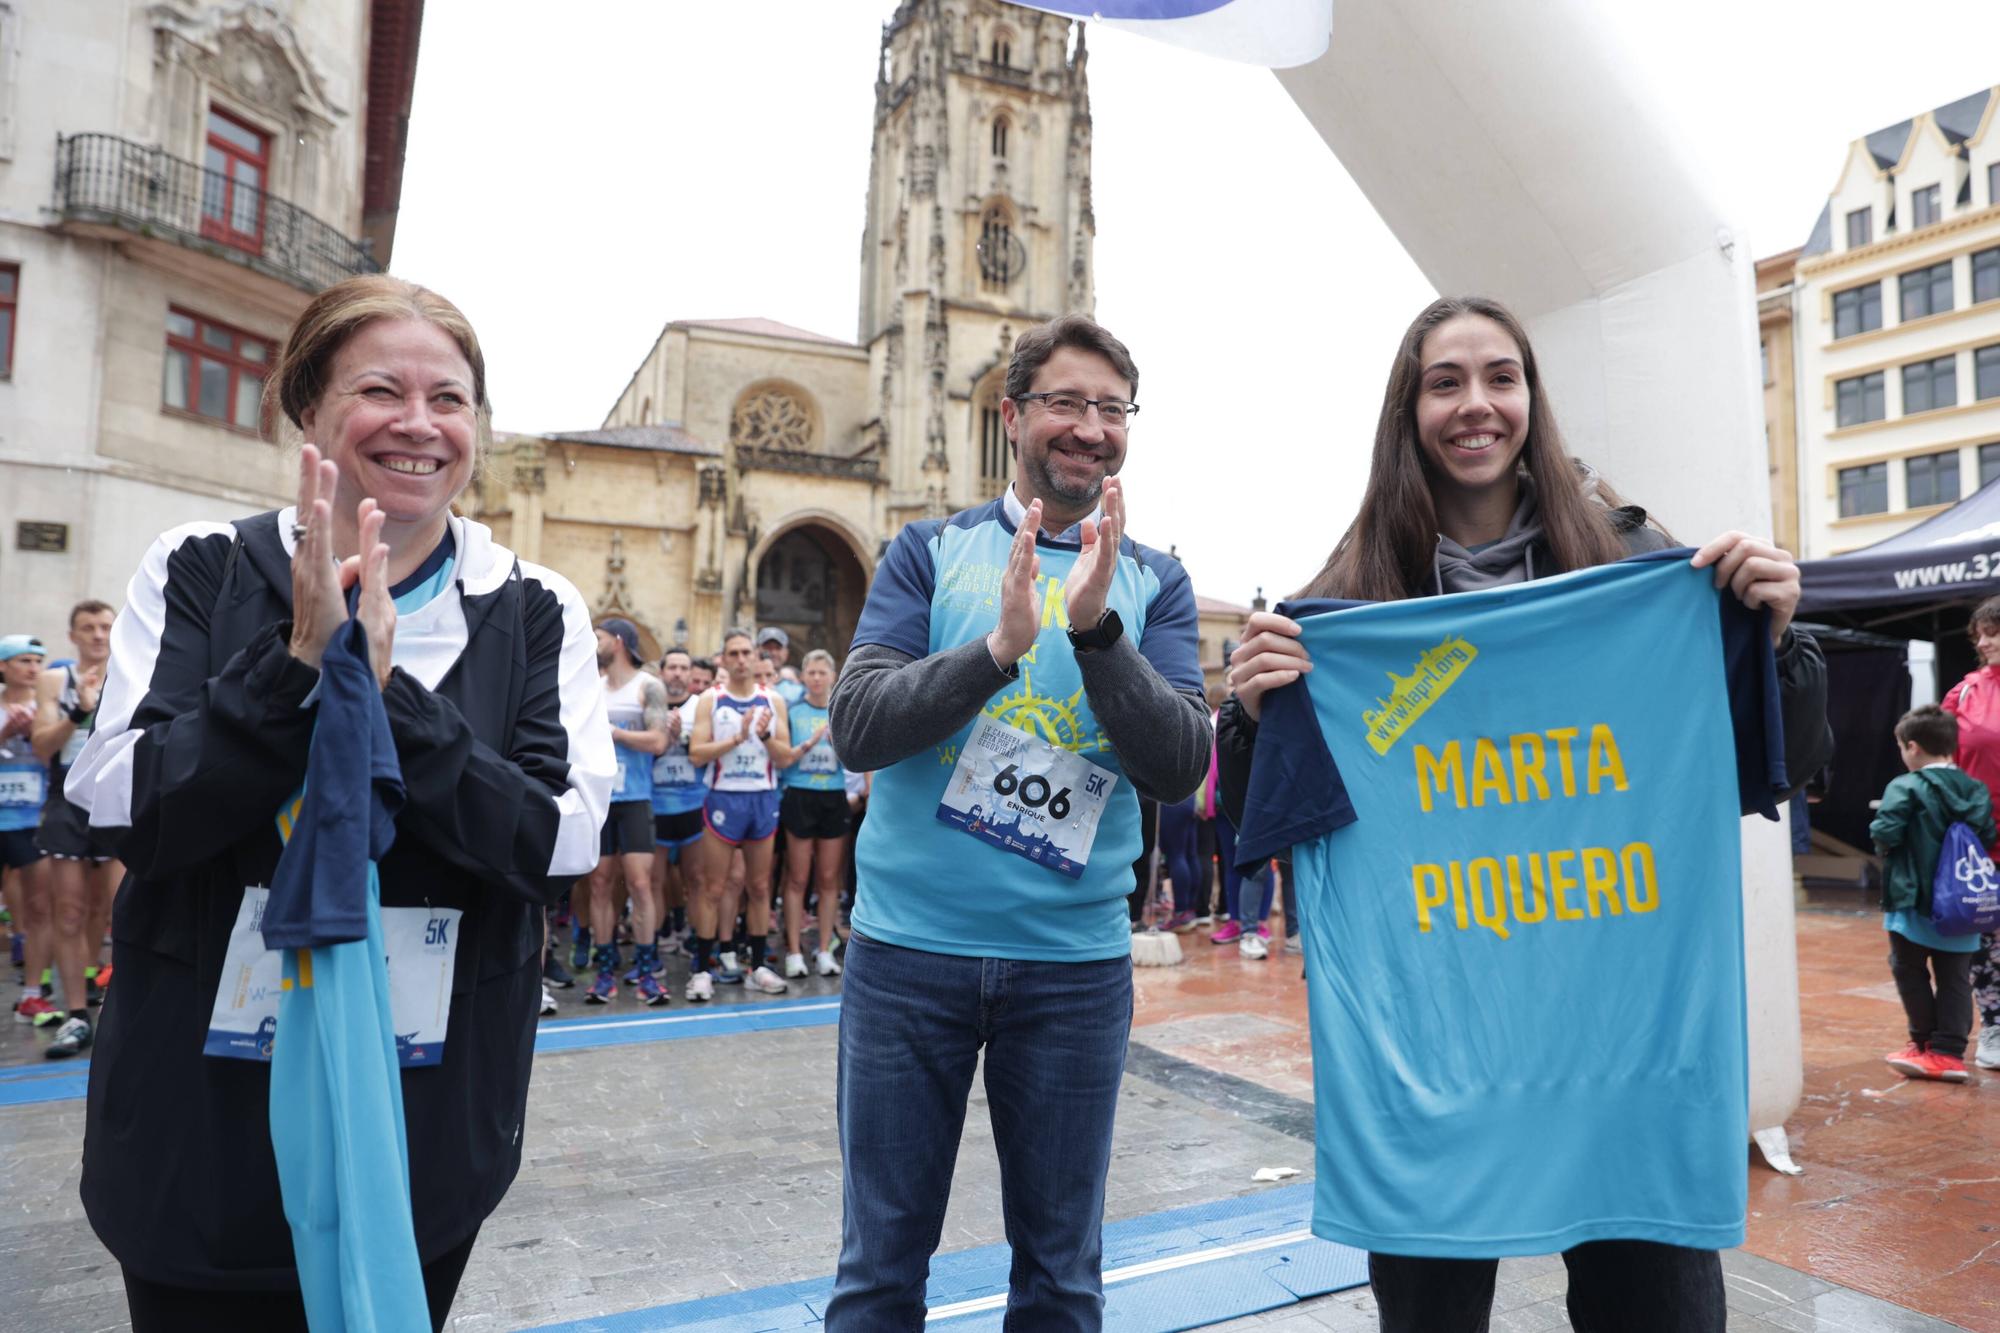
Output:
top-left (1939, 594), bottom-right (2000, 1070)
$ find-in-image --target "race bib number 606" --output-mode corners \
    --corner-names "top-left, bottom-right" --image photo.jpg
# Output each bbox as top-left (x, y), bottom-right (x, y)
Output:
top-left (935, 715), bottom-right (1117, 879)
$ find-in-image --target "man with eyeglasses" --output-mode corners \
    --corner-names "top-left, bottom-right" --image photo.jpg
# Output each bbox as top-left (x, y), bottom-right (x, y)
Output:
top-left (825, 314), bottom-right (1210, 1327)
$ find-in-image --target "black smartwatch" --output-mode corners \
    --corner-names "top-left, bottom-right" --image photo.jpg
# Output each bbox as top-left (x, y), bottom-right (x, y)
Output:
top-left (1066, 608), bottom-right (1123, 654)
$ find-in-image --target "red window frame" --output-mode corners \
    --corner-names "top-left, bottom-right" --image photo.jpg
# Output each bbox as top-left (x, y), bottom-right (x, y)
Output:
top-left (0, 263), bottom-right (16, 379)
top-left (200, 107), bottom-right (270, 253)
top-left (163, 306), bottom-right (270, 433)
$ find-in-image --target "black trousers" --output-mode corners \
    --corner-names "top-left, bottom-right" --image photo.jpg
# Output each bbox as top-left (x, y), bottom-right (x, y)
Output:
top-left (1888, 929), bottom-right (1975, 1057)
top-left (1370, 1242), bottom-right (1725, 1333)
top-left (122, 1229), bottom-right (477, 1333)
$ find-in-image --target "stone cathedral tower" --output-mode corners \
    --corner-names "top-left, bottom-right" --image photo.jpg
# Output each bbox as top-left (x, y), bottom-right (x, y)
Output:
top-left (472, 3), bottom-right (1110, 663)
top-left (859, 1), bottom-right (1096, 527)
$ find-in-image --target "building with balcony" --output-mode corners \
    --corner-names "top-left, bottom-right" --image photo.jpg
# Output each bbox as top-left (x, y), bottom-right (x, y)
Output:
top-left (0, 0), bottom-right (423, 643)
top-left (1789, 86), bottom-right (2000, 558)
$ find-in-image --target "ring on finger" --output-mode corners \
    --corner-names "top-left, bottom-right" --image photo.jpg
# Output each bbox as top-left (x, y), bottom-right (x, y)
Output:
top-left (291, 523), bottom-right (309, 543)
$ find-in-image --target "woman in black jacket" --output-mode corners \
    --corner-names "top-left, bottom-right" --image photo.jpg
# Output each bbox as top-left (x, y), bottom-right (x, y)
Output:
top-left (1217, 296), bottom-right (1834, 1333)
top-left (64, 275), bottom-right (613, 1329)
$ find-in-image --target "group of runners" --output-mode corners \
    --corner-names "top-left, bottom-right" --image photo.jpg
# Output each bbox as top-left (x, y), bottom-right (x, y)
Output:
top-left (2, 602), bottom-right (122, 1061)
top-left (547, 623), bottom-right (861, 1012)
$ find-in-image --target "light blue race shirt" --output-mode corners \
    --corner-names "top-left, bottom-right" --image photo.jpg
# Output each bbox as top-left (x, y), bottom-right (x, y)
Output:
top-left (782, 697), bottom-right (844, 792)
top-left (850, 495), bottom-right (1202, 961)
top-left (1237, 552), bottom-right (1788, 1259)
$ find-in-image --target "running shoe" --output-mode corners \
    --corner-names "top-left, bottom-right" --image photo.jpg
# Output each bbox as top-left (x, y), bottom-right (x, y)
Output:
top-left (1907, 1050), bottom-right (1971, 1083)
top-left (685, 970), bottom-right (715, 1003)
top-left (1167, 911), bottom-right (1197, 933)
top-left (636, 973), bottom-right (670, 1007)
top-left (655, 932), bottom-right (684, 958)
top-left (746, 965), bottom-right (790, 995)
top-left (624, 946), bottom-right (662, 986)
top-left (1209, 921), bottom-right (1243, 945)
top-left (1885, 1041), bottom-right (1928, 1076)
top-left (543, 952), bottom-right (574, 989)
top-left (816, 949), bottom-right (842, 977)
top-left (584, 969), bottom-right (617, 1005)
top-left (1239, 933), bottom-right (1269, 960)
top-left (714, 951), bottom-right (745, 985)
top-left (570, 927), bottom-right (593, 972)
top-left (784, 952), bottom-right (809, 979)
top-left (1976, 1027), bottom-right (2000, 1071)
top-left (14, 995), bottom-right (56, 1025)
top-left (539, 986), bottom-right (559, 1016)
top-left (1256, 923), bottom-right (1272, 941)
top-left (1193, 914), bottom-right (1214, 929)
top-left (46, 1015), bottom-right (93, 1059)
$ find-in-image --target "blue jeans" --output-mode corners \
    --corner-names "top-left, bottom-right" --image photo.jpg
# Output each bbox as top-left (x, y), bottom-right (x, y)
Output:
top-left (826, 933), bottom-right (1134, 1331)
top-left (1157, 798), bottom-right (1201, 913)
top-left (1213, 817), bottom-right (1273, 926)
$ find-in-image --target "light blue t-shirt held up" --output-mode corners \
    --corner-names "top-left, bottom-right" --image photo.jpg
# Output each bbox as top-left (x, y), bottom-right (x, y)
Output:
top-left (1237, 552), bottom-right (1788, 1260)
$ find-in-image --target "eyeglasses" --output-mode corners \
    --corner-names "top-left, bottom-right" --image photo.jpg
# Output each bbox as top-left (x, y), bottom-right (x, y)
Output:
top-left (1015, 392), bottom-right (1139, 427)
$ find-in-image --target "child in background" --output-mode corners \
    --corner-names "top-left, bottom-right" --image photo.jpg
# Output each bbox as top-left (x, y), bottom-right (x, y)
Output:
top-left (1870, 704), bottom-right (1996, 1083)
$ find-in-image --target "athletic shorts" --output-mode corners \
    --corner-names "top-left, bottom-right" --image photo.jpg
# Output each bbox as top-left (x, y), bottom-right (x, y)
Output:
top-left (598, 800), bottom-right (654, 857)
top-left (37, 784), bottom-right (118, 862)
top-left (653, 808), bottom-right (705, 851)
top-left (703, 789), bottom-right (780, 845)
top-left (781, 787), bottom-right (851, 841)
top-left (0, 827), bottom-right (46, 870)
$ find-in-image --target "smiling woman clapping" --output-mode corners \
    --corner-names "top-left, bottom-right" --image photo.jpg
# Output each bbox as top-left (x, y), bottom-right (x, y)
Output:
top-left (62, 275), bottom-right (614, 1331)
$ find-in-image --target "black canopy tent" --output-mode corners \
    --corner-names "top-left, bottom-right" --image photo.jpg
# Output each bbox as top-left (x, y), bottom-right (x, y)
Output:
top-left (1797, 476), bottom-right (2000, 651)
top-left (1794, 481), bottom-right (2000, 862)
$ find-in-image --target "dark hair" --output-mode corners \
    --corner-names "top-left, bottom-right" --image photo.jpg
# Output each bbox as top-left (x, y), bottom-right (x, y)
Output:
top-left (69, 599), bottom-right (114, 626)
top-left (689, 657), bottom-right (714, 675)
top-left (1897, 704), bottom-right (1957, 758)
top-left (1004, 314), bottom-right (1139, 402)
top-left (661, 645), bottom-right (691, 664)
top-left (1298, 296), bottom-right (1631, 601)
top-left (1968, 597), bottom-right (2000, 639)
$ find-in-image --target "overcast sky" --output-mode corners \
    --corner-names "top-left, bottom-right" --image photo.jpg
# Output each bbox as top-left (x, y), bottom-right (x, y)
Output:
top-left (396, 2), bottom-right (2000, 606)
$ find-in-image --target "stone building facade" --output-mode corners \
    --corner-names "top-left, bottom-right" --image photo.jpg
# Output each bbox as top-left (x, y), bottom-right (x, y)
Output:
top-left (467, 0), bottom-right (1096, 659)
top-left (0, 0), bottom-right (422, 644)
top-left (1784, 86), bottom-right (2000, 557)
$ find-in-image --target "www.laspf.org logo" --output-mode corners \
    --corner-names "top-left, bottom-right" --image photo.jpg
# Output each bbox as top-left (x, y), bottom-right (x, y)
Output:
top-left (1362, 636), bottom-right (1477, 756)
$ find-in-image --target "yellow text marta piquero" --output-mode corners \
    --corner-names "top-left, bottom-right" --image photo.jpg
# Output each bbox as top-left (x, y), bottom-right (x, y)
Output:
top-left (1404, 725), bottom-right (1654, 941)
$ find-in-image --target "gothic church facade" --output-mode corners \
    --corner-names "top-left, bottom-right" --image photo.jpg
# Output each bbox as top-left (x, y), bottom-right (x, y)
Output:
top-left (467, 1), bottom-right (1094, 660)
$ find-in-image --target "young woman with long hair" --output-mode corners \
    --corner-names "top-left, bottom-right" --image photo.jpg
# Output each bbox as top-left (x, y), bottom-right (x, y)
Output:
top-left (1217, 295), bottom-right (1835, 1332)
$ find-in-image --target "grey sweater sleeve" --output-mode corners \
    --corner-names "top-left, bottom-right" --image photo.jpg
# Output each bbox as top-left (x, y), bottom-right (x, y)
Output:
top-left (830, 637), bottom-right (1213, 803)
top-left (829, 640), bottom-right (1017, 772)
top-left (1075, 636), bottom-right (1213, 803)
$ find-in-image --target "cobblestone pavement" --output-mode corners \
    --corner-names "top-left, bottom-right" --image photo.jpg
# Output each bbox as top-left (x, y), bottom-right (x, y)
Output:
top-left (1, 929), bottom-right (1978, 1331)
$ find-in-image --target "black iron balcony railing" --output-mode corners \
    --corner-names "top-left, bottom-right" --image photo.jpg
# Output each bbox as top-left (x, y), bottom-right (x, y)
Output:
top-left (54, 133), bottom-right (379, 294)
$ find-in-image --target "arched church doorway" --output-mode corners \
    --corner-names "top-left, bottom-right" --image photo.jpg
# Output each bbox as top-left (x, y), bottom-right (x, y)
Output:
top-left (754, 523), bottom-right (868, 662)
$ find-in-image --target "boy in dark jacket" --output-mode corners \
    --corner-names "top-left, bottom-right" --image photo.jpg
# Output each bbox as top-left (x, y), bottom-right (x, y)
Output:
top-left (1870, 704), bottom-right (1996, 1082)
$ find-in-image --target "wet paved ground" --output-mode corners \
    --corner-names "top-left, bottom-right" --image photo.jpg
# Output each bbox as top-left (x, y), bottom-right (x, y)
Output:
top-left (3, 902), bottom-right (1995, 1331)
